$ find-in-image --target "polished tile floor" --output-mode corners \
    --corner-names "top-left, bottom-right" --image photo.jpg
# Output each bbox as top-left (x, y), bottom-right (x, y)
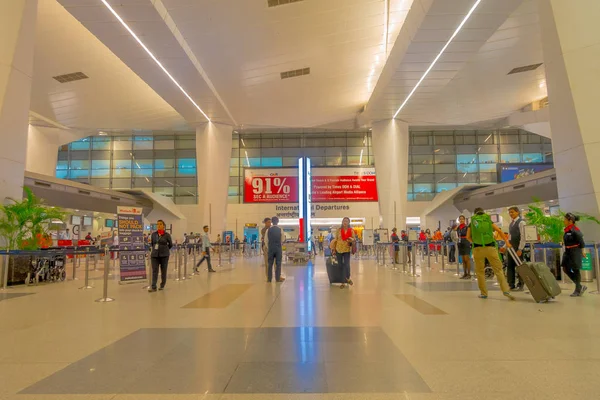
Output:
top-left (1, 254), bottom-right (600, 399)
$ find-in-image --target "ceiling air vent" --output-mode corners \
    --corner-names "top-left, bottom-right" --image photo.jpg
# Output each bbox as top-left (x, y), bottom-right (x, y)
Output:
top-left (268, 0), bottom-right (303, 7)
top-left (52, 72), bottom-right (89, 83)
top-left (281, 67), bottom-right (310, 80)
top-left (508, 63), bottom-right (543, 75)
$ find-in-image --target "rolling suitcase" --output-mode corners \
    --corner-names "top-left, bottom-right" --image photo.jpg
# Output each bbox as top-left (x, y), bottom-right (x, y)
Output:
top-left (508, 248), bottom-right (561, 303)
top-left (326, 256), bottom-right (345, 284)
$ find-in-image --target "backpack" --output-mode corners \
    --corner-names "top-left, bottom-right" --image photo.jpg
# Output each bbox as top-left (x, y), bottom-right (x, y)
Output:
top-left (470, 213), bottom-right (495, 245)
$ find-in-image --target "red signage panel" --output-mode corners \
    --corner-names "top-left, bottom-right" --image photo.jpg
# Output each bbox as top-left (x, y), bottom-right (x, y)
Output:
top-left (311, 174), bottom-right (378, 202)
top-left (244, 169), bottom-right (299, 203)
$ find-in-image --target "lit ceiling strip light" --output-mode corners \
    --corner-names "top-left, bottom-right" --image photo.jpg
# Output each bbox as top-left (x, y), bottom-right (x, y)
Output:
top-left (100, 0), bottom-right (211, 122)
top-left (393, 0), bottom-right (483, 119)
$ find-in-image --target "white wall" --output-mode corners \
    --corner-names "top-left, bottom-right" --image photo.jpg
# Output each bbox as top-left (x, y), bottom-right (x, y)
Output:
top-left (25, 125), bottom-right (88, 176)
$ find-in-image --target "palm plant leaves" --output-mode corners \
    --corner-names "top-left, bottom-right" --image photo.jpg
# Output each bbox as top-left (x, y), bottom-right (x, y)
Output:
top-left (524, 201), bottom-right (600, 243)
top-left (0, 188), bottom-right (66, 250)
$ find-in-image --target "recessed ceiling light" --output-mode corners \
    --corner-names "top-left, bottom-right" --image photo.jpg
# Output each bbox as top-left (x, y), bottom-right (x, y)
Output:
top-left (98, 131), bottom-right (107, 136)
top-left (393, 0), bottom-right (483, 119)
top-left (100, 0), bottom-right (210, 122)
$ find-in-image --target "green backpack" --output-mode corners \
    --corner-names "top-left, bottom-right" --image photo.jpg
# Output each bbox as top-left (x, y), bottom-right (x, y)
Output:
top-left (470, 213), bottom-right (495, 245)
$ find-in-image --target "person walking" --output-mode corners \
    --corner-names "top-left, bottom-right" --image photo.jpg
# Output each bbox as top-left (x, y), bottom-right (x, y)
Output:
top-left (506, 206), bottom-right (526, 291)
top-left (401, 230), bottom-right (411, 263)
top-left (196, 225), bottom-right (215, 273)
top-left (391, 228), bottom-right (400, 264)
top-left (562, 213), bottom-right (587, 297)
top-left (330, 217), bottom-right (355, 289)
top-left (467, 208), bottom-right (514, 300)
top-left (261, 217), bottom-right (272, 278)
top-left (457, 215), bottom-right (472, 279)
top-left (265, 216), bottom-right (285, 283)
top-left (148, 220), bottom-right (173, 292)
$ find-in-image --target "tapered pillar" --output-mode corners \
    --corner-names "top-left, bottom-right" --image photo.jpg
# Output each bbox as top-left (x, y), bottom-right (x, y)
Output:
top-left (538, 0), bottom-right (600, 237)
top-left (196, 123), bottom-right (232, 234)
top-left (0, 0), bottom-right (38, 202)
top-left (372, 119), bottom-right (409, 230)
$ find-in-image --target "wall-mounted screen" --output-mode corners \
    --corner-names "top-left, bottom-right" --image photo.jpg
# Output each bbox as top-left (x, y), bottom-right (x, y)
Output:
top-left (71, 215), bottom-right (81, 225)
top-left (497, 163), bottom-right (553, 183)
top-left (83, 216), bottom-right (93, 226)
top-left (105, 219), bottom-right (115, 228)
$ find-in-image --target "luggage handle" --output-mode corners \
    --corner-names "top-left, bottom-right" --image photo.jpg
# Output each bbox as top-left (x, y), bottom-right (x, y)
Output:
top-left (507, 247), bottom-right (523, 266)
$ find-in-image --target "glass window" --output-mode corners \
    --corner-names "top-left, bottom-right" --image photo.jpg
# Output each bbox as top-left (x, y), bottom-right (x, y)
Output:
top-left (56, 160), bottom-right (69, 170)
top-left (477, 145), bottom-right (497, 154)
top-left (500, 153), bottom-right (521, 163)
top-left (134, 159), bottom-right (153, 169)
top-left (133, 136), bottom-right (153, 150)
top-left (456, 145), bottom-right (477, 154)
top-left (413, 183), bottom-right (433, 193)
top-left (522, 153), bottom-right (543, 163)
top-left (177, 158), bottom-right (197, 175)
top-left (261, 157), bottom-right (283, 167)
top-left (91, 150), bottom-right (110, 160)
top-left (153, 187), bottom-right (174, 197)
top-left (90, 178), bottom-right (110, 188)
top-left (457, 154), bottom-right (477, 164)
top-left (112, 168), bottom-right (131, 178)
top-left (113, 160), bottom-right (132, 169)
top-left (133, 178), bottom-right (153, 188)
top-left (228, 186), bottom-right (239, 196)
top-left (479, 173), bottom-right (497, 183)
top-left (176, 139), bottom-right (195, 149)
top-left (282, 157), bottom-right (298, 167)
top-left (70, 139), bottom-right (90, 150)
top-left (347, 137), bottom-right (364, 147)
top-left (413, 173), bottom-right (435, 183)
top-left (411, 145), bottom-right (434, 155)
top-left (155, 159), bottom-right (175, 169)
top-left (70, 170), bottom-right (89, 178)
top-left (282, 137), bottom-right (301, 148)
top-left (134, 169), bottom-right (153, 177)
top-left (70, 160), bottom-right (89, 169)
top-left (457, 163), bottom-right (478, 173)
top-left (311, 157), bottom-right (326, 166)
top-left (434, 135), bottom-right (454, 145)
top-left (91, 160), bottom-right (110, 169)
top-left (455, 132), bottom-right (476, 144)
top-left (414, 193), bottom-right (435, 201)
top-left (56, 170), bottom-right (68, 179)
top-left (479, 164), bottom-right (497, 172)
top-left (477, 131), bottom-right (496, 144)
top-left (435, 164), bottom-right (457, 173)
top-left (154, 168), bottom-right (175, 178)
top-left (436, 183), bottom-right (457, 192)
top-left (92, 137), bottom-right (111, 150)
top-left (228, 195), bottom-right (240, 204)
top-left (458, 172), bottom-right (478, 183)
top-left (230, 167), bottom-right (240, 177)
top-left (412, 133), bottom-right (431, 145)
top-left (435, 154), bottom-right (455, 164)
top-left (499, 133), bottom-right (519, 144)
top-left (413, 165), bottom-right (434, 174)
top-left (113, 138), bottom-right (132, 151)
top-left (326, 156), bottom-right (343, 166)
top-left (91, 169), bottom-right (110, 178)
top-left (412, 155), bottom-right (434, 165)
top-left (154, 139), bottom-right (174, 150)
top-left (478, 154), bottom-right (497, 164)
top-left (435, 173), bottom-right (457, 183)
top-left (176, 187), bottom-right (197, 197)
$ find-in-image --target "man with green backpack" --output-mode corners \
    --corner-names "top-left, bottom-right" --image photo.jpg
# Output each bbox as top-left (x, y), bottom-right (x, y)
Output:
top-left (467, 208), bottom-right (515, 300)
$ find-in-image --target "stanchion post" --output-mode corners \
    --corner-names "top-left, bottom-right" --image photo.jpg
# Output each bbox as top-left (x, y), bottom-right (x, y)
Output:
top-left (1, 251), bottom-right (10, 290)
top-left (183, 246), bottom-right (189, 279)
top-left (192, 245), bottom-right (197, 274)
top-left (175, 247), bottom-right (183, 281)
top-left (427, 241), bottom-right (431, 270)
top-left (218, 244), bottom-right (222, 267)
top-left (80, 251), bottom-right (92, 289)
top-left (71, 248), bottom-right (77, 280)
top-left (96, 246), bottom-right (115, 302)
top-left (441, 243), bottom-right (446, 272)
top-left (411, 243), bottom-right (420, 277)
top-left (229, 244), bottom-right (233, 264)
top-left (142, 251), bottom-right (151, 289)
top-left (590, 243), bottom-right (600, 295)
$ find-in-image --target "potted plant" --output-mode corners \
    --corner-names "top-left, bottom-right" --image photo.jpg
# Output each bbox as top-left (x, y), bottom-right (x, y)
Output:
top-left (524, 202), bottom-right (600, 277)
top-left (0, 188), bottom-right (66, 285)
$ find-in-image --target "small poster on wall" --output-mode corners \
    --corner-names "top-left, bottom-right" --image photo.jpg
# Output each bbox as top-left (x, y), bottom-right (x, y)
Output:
top-left (117, 206), bottom-right (147, 283)
top-left (363, 229), bottom-right (374, 246)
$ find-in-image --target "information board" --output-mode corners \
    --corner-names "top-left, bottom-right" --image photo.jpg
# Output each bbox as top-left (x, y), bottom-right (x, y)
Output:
top-left (117, 206), bottom-right (147, 282)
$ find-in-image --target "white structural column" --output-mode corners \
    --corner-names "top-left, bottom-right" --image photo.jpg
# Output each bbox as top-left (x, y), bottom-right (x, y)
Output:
top-left (538, 0), bottom-right (600, 235)
top-left (195, 123), bottom-right (232, 234)
top-left (0, 0), bottom-right (37, 201)
top-left (371, 119), bottom-right (409, 230)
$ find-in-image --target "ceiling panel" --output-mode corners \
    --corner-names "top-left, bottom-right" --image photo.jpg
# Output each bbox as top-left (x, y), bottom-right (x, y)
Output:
top-left (30, 0), bottom-right (190, 131)
top-left (365, 0), bottom-right (547, 126)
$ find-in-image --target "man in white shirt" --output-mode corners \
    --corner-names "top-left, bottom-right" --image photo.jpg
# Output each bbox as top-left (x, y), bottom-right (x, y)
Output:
top-left (506, 206), bottom-right (526, 291)
top-left (196, 225), bottom-right (215, 273)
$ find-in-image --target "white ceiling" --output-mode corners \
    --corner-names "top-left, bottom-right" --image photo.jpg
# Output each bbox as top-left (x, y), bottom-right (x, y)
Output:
top-left (364, 0), bottom-right (548, 125)
top-left (31, 0), bottom-right (190, 131)
top-left (34, 0), bottom-right (549, 130)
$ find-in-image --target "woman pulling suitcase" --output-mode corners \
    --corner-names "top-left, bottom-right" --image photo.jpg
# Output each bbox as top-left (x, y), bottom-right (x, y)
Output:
top-left (330, 217), bottom-right (355, 289)
top-left (562, 213), bottom-right (587, 297)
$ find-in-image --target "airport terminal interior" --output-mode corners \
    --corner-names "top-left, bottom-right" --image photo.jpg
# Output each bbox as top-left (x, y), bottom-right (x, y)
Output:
top-left (1, 0), bottom-right (600, 399)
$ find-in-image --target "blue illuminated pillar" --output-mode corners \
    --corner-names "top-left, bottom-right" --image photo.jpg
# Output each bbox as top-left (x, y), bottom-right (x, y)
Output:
top-left (298, 157), bottom-right (312, 251)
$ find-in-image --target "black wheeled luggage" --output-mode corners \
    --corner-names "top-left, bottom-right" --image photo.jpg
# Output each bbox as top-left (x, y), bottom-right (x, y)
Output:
top-left (326, 256), bottom-right (345, 284)
top-left (508, 248), bottom-right (561, 303)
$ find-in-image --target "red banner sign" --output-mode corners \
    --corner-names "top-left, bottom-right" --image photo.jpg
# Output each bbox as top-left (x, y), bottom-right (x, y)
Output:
top-left (311, 175), bottom-right (378, 202)
top-left (243, 168), bottom-right (378, 203)
top-left (244, 175), bottom-right (299, 203)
